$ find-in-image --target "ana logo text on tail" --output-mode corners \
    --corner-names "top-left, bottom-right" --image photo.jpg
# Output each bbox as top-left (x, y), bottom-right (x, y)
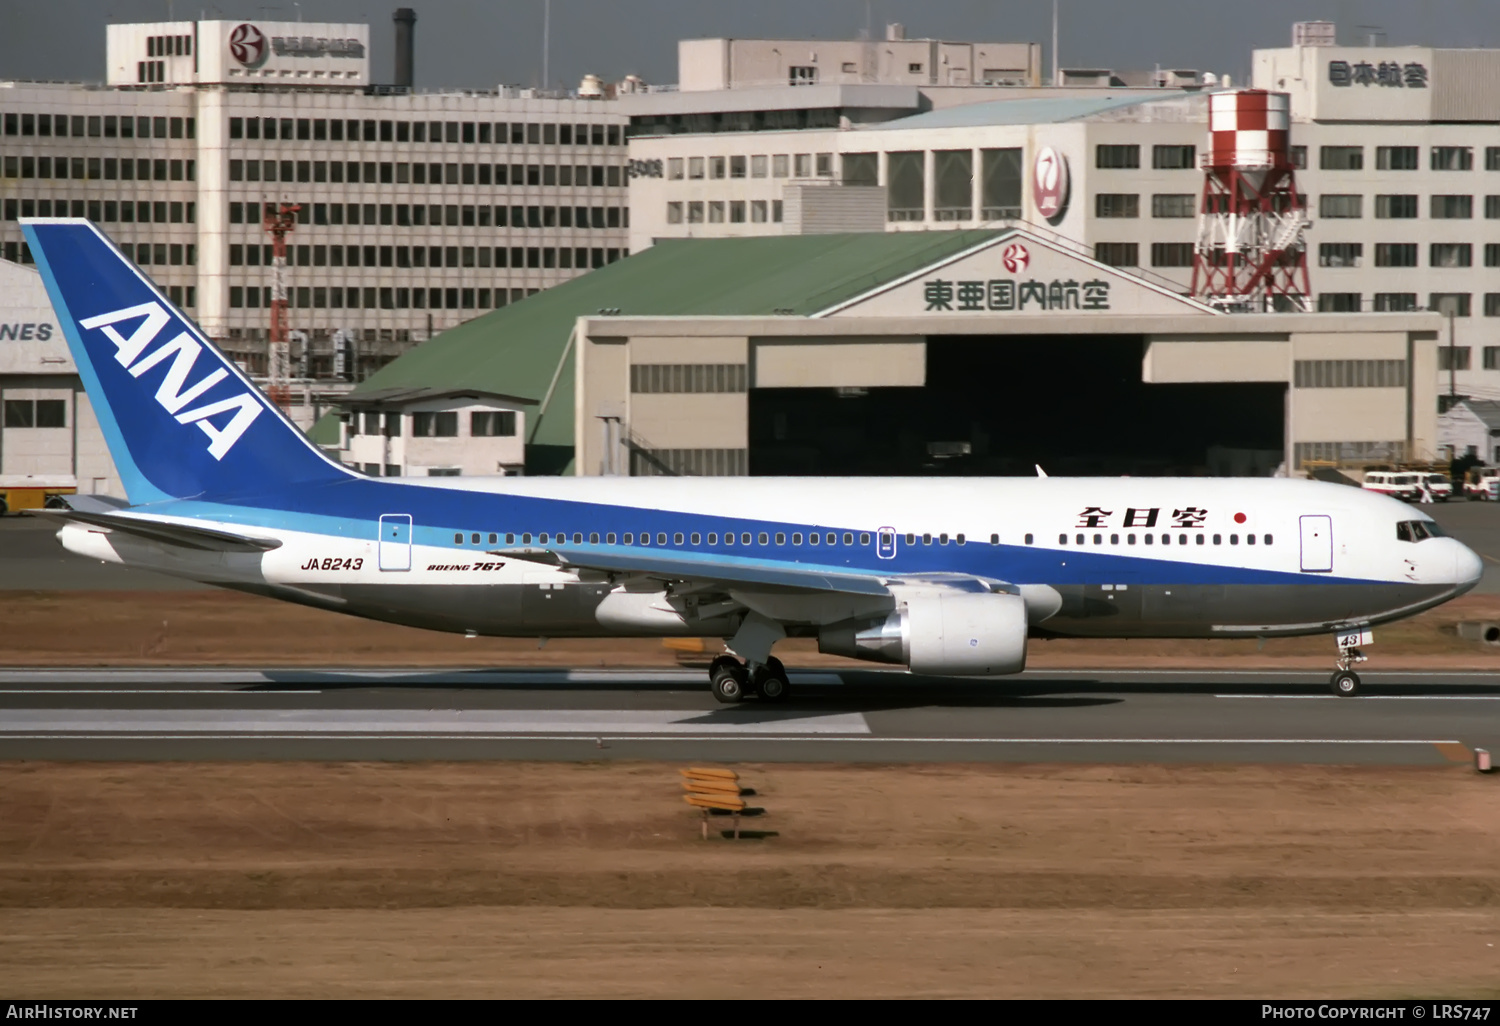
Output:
top-left (78, 301), bottom-right (263, 460)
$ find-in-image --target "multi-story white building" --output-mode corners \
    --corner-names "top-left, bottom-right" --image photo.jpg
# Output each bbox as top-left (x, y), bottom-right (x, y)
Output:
top-left (626, 26), bottom-right (1500, 407)
top-left (0, 16), bottom-right (630, 381)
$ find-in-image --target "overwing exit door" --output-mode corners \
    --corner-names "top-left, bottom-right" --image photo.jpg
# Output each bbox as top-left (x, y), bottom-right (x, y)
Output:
top-left (1299, 514), bottom-right (1333, 573)
top-left (378, 514), bottom-right (413, 571)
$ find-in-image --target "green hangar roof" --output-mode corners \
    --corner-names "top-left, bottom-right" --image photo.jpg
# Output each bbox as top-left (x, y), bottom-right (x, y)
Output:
top-left (351, 230), bottom-right (1003, 472)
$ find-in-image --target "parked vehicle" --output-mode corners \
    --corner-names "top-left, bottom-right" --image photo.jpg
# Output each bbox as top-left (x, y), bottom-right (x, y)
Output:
top-left (1362, 471), bottom-right (1424, 501)
top-left (0, 475), bottom-right (77, 516)
top-left (1465, 467), bottom-right (1500, 500)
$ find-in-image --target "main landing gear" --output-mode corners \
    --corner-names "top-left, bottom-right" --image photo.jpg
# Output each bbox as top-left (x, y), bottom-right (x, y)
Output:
top-left (709, 655), bottom-right (790, 704)
top-left (1330, 647), bottom-right (1367, 697)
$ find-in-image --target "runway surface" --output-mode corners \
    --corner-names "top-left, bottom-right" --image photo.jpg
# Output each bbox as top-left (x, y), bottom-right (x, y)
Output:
top-left (1, 666), bottom-right (1498, 764)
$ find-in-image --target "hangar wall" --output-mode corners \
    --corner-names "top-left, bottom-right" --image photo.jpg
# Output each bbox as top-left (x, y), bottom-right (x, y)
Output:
top-left (575, 313), bottom-right (1440, 478)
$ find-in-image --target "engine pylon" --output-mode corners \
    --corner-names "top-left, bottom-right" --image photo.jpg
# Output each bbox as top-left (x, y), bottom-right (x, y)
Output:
top-left (1191, 90), bottom-right (1311, 313)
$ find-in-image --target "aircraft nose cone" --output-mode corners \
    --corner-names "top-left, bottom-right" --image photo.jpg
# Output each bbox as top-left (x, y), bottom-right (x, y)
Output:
top-left (1455, 542), bottom-right (1484, 589)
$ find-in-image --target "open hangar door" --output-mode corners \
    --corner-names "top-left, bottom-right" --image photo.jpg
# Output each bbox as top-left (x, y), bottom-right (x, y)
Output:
top-left (748, 334), bottom-right (1285, 477)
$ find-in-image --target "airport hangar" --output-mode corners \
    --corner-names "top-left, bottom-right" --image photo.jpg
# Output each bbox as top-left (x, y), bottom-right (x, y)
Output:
top-left (340, 226), bottom-right (1442, 481)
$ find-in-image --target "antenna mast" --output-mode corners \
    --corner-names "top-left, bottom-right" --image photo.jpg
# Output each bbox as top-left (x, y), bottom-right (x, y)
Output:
top-left (262, 202), bottom-right (301, 411)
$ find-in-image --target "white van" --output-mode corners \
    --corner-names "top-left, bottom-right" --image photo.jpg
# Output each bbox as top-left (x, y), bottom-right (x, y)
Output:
top-left (1424, 473), bottom-right (1454, 501)
top-left (1361, 471), bottom-right (1423, 501)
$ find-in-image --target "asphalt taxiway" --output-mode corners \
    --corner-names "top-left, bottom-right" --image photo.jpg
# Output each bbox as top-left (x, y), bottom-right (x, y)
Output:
top-left (1, 667), bottom-right (1497, 764)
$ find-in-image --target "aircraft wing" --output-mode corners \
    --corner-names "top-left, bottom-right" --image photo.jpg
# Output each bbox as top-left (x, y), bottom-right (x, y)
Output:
top-left (34, 507), bottom-right (283, 553)
top-left (491, 545), bottom-right (894, 595)
top-left (491, 547), bottom-right (1015, 598)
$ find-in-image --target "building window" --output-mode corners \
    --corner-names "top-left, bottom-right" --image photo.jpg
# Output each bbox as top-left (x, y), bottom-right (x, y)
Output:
top-left (629, 448), bottom-right (748, 477)
top-left (710, 156), bottom-right (726, 179)
top-left (772, 154), bottom-right (789, 178)
top-left (1320, 146), bottom-right (1364, 170)
top-left (1319, 242), bottom-right (1362, 268)
top-left (1374, 194), bottom-right (1418, 218)
top-left (1486, 243), bottom-right (1500, 268)
top-left (1094, 193), bottom-right (1139, 218)
top-left (1485, 295), bottom-right (1500, 318)
top-left (794, 153), bottom-right (812, 177)
top-left (1485, 346), bottom-right (1500, 369)
top-left (1095, 145), bottom-right (1139, 169)
top-left (667, 157), bottom-right (683, 180)
top-left (789, 66), bottom-right (818, 86)
top-left (1374, 243), bottom-right (1418, 267)
top-left (1093, 242), bottom-right (1138, 267)
top-left (1432, 146), bottom-right (1474, 171)
top-left (687, 201), bottom-right (704, 223)
top-left (1289, 146), bottom-right (1308, 169)
top-left (411, 411), bottom-right (459, 437)
top-left (751, 155), bottom-right (768, 178)
top-left (750, 200), bottom-right (768, 222)
top-left (1373, 293), bottom-right (1418, 312)
top-left (1319, 195), bottom-right (1362, 218)
top-left (1150, 242), bottom-right (1194, 267)
top-left (1432, 195), bottom-right (1474, 219)
top-left (666, 202), bottom-right (683, 224)
top-left (630, 364), bottom-right (748, 394)
top-left (729, 155), bottom-right (746, 178)
top-left (1430, 294), bottom-right (1472, 317)
top-left (1487, 147), bottom-right (1500, 171)
top-left (1375, 146), bottom-right (1419, 170)
top-left (471, 411), bottom-right (516, 437)
top-left (1317, 293), bottom-right (1362, 312)
top-left (1151, 144), bottom-right (1196, 169)
top-left (1293, 360), bottom-right (1407, 388)
top-left (3, 399), bottom-right (65, 427)
top-left (1431, 243), bottom-right (1473, 268)
top-left (1486, 196), bottom-right (1500, 219)
top-left (729, 200), bottom-right (745, 223)
top-left (772, 200), bottom-right (783, 222)
top-left (816, 153), bottom-right (833, 177)
top-left (1438, 347), bottom-right (1472, 371)
top-left (708, 201), bottom-right (725, 223)
top-left (687, 157), bottom-right (704, 179)
top-left (1151, 193), bottom-right (1195, 218)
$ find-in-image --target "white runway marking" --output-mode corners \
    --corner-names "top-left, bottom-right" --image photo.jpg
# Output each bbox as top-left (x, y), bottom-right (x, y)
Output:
top-left (0, 709), bottom-right (872, 736)
top-left (0, 730), bottom-right (1456, 745)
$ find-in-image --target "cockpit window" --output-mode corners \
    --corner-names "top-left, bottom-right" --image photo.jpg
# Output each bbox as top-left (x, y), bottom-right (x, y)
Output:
top-left (1397, 519), bottom-right (1444, 542)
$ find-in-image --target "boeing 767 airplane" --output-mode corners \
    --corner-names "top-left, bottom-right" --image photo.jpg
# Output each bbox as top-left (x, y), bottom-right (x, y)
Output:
top-left (19, 219), bottom-right (1484, 700)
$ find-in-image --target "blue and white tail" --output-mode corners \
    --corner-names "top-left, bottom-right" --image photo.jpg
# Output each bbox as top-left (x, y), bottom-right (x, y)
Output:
top-left (21, 219), bottom-right (352, 505)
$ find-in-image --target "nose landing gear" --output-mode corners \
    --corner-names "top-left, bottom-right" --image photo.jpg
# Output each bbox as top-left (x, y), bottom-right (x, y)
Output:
top-left (1330, 648), bottom-right (1367, 697)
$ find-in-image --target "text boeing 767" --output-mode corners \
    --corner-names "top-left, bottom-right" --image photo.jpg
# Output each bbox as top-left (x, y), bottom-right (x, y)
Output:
top-left (20, 219), bottom-right (1482, 700)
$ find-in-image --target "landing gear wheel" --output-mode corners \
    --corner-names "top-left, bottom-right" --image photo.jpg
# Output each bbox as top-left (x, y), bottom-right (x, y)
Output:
top-left (710, 662), bottom-right (748, 704)
top-left (1330, 670), bottom-right (1361, 697)
top-left (755, 657), bottom-right (791, 702)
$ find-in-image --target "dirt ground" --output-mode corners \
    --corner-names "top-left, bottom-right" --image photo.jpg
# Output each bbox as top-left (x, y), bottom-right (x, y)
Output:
top-left (5, 589), bottom-right (1500, 669)
top-left (0, 761), bottom-right (1496, 998)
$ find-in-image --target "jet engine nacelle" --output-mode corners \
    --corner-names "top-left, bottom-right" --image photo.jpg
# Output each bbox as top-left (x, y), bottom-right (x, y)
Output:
top-left (818, 591), bottom-right (1027, 676)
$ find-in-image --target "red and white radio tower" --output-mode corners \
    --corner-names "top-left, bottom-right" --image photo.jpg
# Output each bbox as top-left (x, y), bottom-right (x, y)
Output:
top-left (1190, 90), bottom-right (1311, 312)
top-left (262, 202), bottom-right (301, 411)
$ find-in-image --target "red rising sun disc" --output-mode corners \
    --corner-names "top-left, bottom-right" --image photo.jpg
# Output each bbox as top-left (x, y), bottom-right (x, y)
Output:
top-left (1234, 512), bottom-right (1247, 524)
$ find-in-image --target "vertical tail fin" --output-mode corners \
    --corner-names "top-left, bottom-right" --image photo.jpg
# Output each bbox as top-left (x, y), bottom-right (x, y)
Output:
top-left (21, 219), bottom-right (352, 504)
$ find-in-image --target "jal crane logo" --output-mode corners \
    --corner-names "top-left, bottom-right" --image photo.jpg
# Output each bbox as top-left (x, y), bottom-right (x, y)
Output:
top-left (1032, 147), bottom-right (1071, 225)
top-left (1001, 243), bottom-right (1030, 274)
top-left (229, 24), bottom-right (269, 70)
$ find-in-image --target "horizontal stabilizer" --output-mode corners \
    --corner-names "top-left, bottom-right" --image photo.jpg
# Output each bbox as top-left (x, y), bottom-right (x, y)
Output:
top-left (34, 507), bottom-right (282, 552)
